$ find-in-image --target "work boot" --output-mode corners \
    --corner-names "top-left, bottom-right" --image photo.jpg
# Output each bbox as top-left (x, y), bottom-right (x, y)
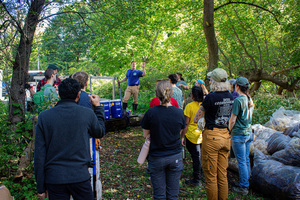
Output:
top-left (122, 102), bottom-right (127, 115)
top-left (231, 186), bottom-right (249, 196)
top-left (132, 104), bottom-right (138, 115)
top-left (185, 179), bottom-right (202, 187)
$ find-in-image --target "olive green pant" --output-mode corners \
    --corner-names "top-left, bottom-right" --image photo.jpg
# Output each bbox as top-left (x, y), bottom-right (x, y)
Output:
top-left (123, 85), bottom-right (140, 104)
top-left (202, 128), bottom-right (231, 200)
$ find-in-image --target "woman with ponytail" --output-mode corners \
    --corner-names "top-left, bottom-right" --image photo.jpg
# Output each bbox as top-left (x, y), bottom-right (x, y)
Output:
top-left (141, 79), bottom-right (185, 199)
top-left (228, 77), bottom-right (255, 196)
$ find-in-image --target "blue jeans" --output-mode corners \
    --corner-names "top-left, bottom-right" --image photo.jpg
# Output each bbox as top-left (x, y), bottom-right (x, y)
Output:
top-left (185, 138), bottom-right (203, 182)
top-left (148, 152), bottom-right (183, 200)
top-left (231, 132), bottom-right (254, 188)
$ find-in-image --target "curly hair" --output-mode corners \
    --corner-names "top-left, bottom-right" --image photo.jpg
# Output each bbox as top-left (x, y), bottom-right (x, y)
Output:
top-left (168, 74), bottom-right (178, 84)
top-left (192, 86), bottom-right (204, 102)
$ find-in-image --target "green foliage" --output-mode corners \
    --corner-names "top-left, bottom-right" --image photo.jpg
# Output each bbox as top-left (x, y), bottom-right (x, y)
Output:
top-left (252, 93), bottom-right (300, 125)
top-left (1, 173), bottom-right (38, 200)
top-left (0, 102), bottom-right (37, 199)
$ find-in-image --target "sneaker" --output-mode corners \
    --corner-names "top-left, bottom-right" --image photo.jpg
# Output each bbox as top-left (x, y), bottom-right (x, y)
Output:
top-left (185, 179), bottom-right (202, 187)
top-left (231, 186), bottom-right (249, 196)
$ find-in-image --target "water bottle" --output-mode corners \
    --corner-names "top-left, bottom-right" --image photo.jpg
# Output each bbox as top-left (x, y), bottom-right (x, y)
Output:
top-left (137, 139), bottom-right (150, 165)
top-left (182, 147), bottom-right (185, 159)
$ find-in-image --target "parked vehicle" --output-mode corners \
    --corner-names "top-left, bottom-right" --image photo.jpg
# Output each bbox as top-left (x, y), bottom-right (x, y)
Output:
top-left (26, 70), bottom-right (44, 111)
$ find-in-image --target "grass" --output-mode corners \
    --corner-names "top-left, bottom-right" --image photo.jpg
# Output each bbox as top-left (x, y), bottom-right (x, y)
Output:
top-left (100, 126), bottom-right (269, 200)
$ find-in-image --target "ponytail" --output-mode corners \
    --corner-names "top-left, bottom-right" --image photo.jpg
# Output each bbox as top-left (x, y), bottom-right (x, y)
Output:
top-left (239, 85), bottom-right (254, 108)
top-left (156, 80), bottom-right (173, 105)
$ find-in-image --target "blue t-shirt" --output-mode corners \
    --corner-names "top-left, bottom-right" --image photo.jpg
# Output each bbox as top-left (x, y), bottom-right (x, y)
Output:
top-left (78, 90), bottom-right (92, 109)
top-left (176, 80), bottom-right (188, 91)
top-left (202, 91), bottom-right (234, 130)
top-left (126, 69), bottom-right (143, 86)
top-left (141, 105), bottom-right (185, 157)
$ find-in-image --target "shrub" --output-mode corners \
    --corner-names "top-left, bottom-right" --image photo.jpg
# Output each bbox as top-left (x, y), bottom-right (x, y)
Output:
top-left (0, 102), bottom-right (37, 199)
top-left (252, 93), bottom-right (300, 125)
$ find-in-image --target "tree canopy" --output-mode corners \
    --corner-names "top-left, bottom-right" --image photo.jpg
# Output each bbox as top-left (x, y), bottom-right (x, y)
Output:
top-left (0, 0), bottom-right (299, 122)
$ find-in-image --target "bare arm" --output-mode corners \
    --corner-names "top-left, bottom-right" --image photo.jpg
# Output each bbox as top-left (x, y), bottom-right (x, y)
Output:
top-left (193, 106), bottom-right (205, 123)
top-left (178, 84), bottom-right (189, 90)
top-left (117, 77), bottom-right (128, 83)
top-left (228, 113), bottom-right (237, 131)
top-left (142, 62), bottom-right (146, 76)
top-left (143, 129), bottom-right (150, 139)
top-left (181, 115), bottom-right (190, 146)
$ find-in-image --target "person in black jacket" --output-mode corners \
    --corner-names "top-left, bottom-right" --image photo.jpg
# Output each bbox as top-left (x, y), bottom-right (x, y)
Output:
top-left (34, 78), bottom-right (105, 200)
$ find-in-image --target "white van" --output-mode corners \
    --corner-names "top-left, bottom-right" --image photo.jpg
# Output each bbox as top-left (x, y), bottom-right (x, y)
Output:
top-left (26, 70), bottom-right (45, 110)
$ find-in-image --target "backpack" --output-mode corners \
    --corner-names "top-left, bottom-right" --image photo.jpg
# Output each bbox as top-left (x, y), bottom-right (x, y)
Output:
top-left (33, 85), bottom-right (52, 106)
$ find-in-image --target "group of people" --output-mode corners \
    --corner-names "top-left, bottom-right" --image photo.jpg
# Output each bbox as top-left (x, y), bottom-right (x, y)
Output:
top-left (142, 68), bottom-right (254, 199)
top-left (32, 62), bottom-right (254, 200)
top-left (33, 66), bottom-right (106, 199)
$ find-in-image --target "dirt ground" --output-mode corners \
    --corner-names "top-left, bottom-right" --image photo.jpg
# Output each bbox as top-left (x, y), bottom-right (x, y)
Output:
top-left (99, 126), bottom-right (268, 199)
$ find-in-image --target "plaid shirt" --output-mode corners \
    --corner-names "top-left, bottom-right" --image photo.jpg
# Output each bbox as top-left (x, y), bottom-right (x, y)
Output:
top-left (36, 78), bottom-right (62, 92)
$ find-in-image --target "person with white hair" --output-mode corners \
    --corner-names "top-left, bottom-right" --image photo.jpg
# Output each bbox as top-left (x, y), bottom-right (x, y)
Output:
top-left (194, 68), bottom-right (234, 200)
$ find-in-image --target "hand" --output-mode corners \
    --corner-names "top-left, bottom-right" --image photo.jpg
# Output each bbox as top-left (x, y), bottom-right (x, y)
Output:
top-left (96, 139), bottom-right (101, 151)
top-left (181, 137), bottom-right (185, 146)
top-left (117, 80), bottom-right (121, 83)
top-left (141, 62), bottom-right (145, 68)
top-left (38, 191), bottom-right (48, 199)
top-left (89, 94), bottom-right (100, 107)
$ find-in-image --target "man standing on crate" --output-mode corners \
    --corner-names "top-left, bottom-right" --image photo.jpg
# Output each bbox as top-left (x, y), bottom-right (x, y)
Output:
top-left (118, 61), bottom-right (146, 115)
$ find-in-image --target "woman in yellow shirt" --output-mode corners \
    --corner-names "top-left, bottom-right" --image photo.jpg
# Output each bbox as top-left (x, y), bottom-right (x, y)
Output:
top-left (181, 86), bottom-right (204, 187)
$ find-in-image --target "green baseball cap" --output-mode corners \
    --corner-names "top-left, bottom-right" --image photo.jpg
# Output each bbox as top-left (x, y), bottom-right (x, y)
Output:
top-left (211, 68), bottom-right (228, 82)
top-left (236, 77), bottom-right (249, 87)
top-left (47, 64), bottom-right (59, 70)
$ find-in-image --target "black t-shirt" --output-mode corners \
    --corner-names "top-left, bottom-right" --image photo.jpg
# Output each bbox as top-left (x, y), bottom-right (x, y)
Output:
top-left (202, 91), bottom-right (234, 130)
top-left (141, 105), bottom-right (185, 157)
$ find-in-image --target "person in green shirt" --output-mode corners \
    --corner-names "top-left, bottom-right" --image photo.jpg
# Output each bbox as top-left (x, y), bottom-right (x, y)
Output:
top-left (228, 77), bottom-right (255, 196)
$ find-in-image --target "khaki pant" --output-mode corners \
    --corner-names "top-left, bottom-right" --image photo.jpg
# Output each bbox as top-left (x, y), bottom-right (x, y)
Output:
top-left (202, 128), bottom-right (231, 200)
top-left (123, 85), bottom-right (140, 104)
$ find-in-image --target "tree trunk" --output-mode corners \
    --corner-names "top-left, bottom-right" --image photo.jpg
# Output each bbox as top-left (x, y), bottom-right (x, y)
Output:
top-left (278, 86), bottom-right (284, 95)
top-left (203, 0), bottom-right (219, 73)
top-left (250, 81), bottom-right (262, 96)
top-left (9, 0), bottom-right (45, 124)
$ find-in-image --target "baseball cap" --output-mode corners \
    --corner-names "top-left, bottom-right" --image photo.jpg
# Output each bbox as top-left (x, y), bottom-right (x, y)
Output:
top-left (236, 77), bottom-right (249, 87)
top-left (197, 79), bottom-right (205, 85)
top-left (211, 68), bottom-right (228, 82)
top-left (228, 79), bottom-right (236, 85)
top-left (47, 64), bottom-right (59, 70)
top-left (207, 71), bottom-right (212, 78)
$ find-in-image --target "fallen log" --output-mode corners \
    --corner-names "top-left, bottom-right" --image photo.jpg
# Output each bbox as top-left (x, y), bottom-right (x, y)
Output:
top-left (105, 114), bottom-right (144, 132)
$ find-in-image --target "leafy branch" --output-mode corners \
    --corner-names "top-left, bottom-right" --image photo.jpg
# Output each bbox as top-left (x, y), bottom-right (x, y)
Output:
top-left (0, 1), bottom-right (25, 35)
top-left (214, 1), bottom-right (281, 25)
